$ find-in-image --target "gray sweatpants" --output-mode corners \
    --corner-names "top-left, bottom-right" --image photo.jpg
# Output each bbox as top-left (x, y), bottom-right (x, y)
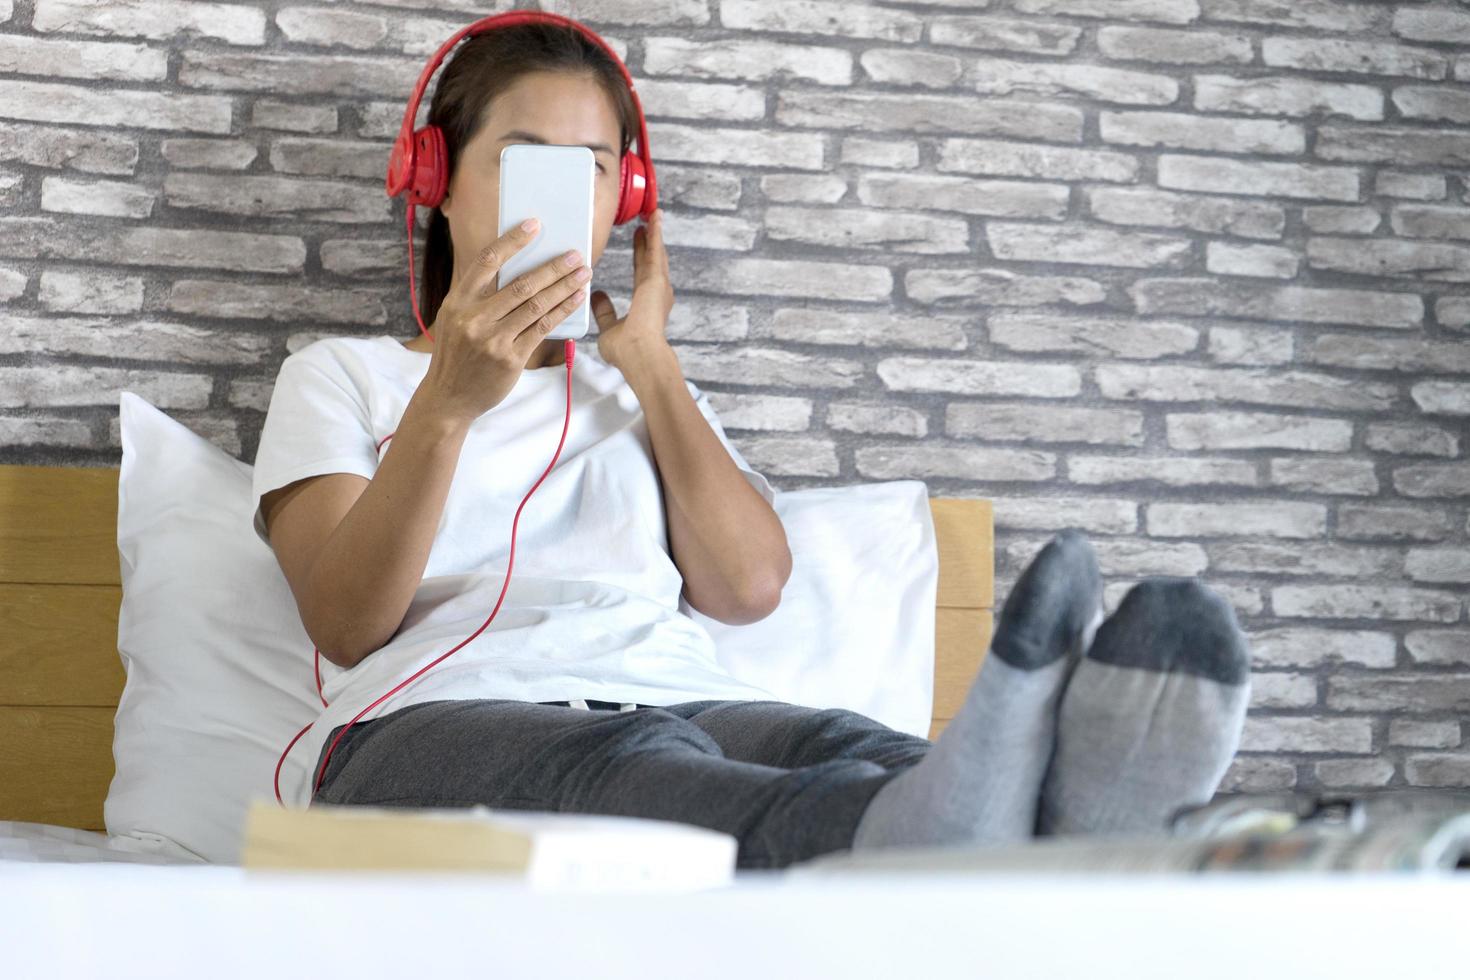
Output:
top-left (310, 697), bottom-right (932, 869)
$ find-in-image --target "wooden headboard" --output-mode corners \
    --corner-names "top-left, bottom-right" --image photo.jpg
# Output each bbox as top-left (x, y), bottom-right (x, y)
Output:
top-left (0, 463), bottom-right (994, 831)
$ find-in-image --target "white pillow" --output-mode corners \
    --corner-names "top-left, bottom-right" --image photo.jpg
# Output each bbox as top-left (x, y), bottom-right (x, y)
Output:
top-left (111, 392), bottom-right (938, 864)
top-left (681, 482), bottom-right (938, 739)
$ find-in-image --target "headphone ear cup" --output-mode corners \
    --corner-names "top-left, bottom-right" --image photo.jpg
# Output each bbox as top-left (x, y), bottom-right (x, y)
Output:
top-left (409, 125), bottom-right (449, 208)
top-left (617, 151), bottom-right (649, 225)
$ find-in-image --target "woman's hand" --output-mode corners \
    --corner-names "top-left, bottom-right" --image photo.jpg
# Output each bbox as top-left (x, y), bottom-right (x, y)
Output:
top-left (590, 207), bottom-right (673, 372)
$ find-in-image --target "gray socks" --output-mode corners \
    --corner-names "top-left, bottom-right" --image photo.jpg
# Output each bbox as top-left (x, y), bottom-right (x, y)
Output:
top-left (1036, 577), bottom-right (1252, 838)
top-left (851, 529), bottom-right (1104, 850)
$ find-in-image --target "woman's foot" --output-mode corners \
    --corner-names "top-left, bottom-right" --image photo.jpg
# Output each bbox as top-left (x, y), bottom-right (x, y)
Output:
top-left (851, 529), bottom-right (1104, 850)
top-left (1036, 577), bottom-right (1252, 838)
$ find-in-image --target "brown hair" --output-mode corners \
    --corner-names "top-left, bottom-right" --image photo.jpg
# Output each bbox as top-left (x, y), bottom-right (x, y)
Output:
top-left (416, 21), bottom-right (640, 329)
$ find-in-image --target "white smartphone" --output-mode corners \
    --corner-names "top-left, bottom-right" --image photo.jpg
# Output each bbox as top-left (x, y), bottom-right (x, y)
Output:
top-left (497, 143), bottom-right (596, 342)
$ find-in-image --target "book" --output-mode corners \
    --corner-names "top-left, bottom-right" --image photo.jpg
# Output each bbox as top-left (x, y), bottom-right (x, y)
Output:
top-left (241, 798), bottom-right (737, 892)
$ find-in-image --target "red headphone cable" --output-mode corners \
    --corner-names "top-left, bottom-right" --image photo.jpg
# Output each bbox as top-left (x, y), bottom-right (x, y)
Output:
top-left (274, 202), bottom-right (576, 806)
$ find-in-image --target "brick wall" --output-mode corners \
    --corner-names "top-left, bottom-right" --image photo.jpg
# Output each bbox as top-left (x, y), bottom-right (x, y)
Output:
top-left (1, 0), bottom-right (1467, 796)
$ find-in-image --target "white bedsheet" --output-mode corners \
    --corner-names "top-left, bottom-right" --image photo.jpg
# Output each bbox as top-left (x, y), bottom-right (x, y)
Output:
top-left (0, 821), bottom-right (206, 865)
top-left (1, 850), bottom-right (1465, 978)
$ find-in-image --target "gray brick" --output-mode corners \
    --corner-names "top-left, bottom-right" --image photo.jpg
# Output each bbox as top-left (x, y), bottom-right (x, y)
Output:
top-left (1208, 325), bottom-right (1293, 365)
top-left (1314, 757), bottom-right (1395, 789)
top-left (855, 445), bottom-right (1055, 483)
top-left (676, 347), bottom-right (865, 389)
top-left (1088, 187), bottom-right (1284, 240)
top-left (657, 123), bottom-right (827, 171)
top-left (1301, 206), bottom-right (1381, 235)
top-left (1206, 242), bottom-right (1298, 278)
top-left (1068, 454), bottom-right (1258, 488)
top-left (1394, 462), bottom-right (1470, 499)
top-left (250, 100), bottom-right (337, 134)
top-left (32, 0), bottom-right (266, 45)
top-left (1389, 719), bottom-right (1461, 749)
top-left (1304, 334), bottom-right (1470, 375)
top-left (964, 57), bottom-right (1178, 105)
top-left (162, 139), bottom-right (258, 171)
top-left (1099, 364), bottom-right (1395, 412)
top-left (1158, 154), bottom-right (1360, 202)
top-left (1394, 8), bottom-right (1470, 45)
top-left (1406, 548), bottom-right (1470, 586)
top-left (1317, 123), bottom-right (1470, 168)
top-left (1263, 37), bottom-right (1447, 81)
top-left (0, 122), bottom-right (138, 176)
top-left (1405, 754), bottom-right (1470, 789)
top-left (1195, 74), bottom-right (1384, 121)
top-left (857, 172), bottom-right (1068, 220)
top-left (1439, 296), bottom-right (1470, 329)
top-left (1392, 204), bottom-right (1470, 241)
top-left (861, 49), bottom-right (964, 89)
top-left (1221, 756), bottom-right (1298, 792)
top-left (766, 205), bottom-right (969, 254)
top-left (906, 268), bottom-right (1107, 307)
top-left (929, 16), bottom-right (1082, 56)
top-left (827, 402), bottom-right (923, 438)
top-left (939, 137), bottom-right (1134, 181)
top-left (722, 0), bottom-right (919, 42)
top-left (947, 402), bottom-right (1145, 446)
top-left (877, 357), bottom-right (1081, 397)
top-left (734, 436), bottom-right (838, 479)
top-left (1167, 410), bottom-right (1352, 452)
top-left (988, 311), bottom-right (1198, 358)
top-left (1212, 541), bottom-right (1398, 578)
top-left (1101, 109), bottom-right (1302, 156)
top-left (1130, 278), bottom-right (1423, 329)
top-left (0, 217), bottom-right (306, 273)
top-left (0, 314), bottom-right (271, 365)
top-left (1106, 579), bottom-right (1262, 617)
top-left (1405, 631), bottom-right (1470, 667)
top-left (0, 79), bottom-right (232, 134)
top-left (1337, 503), bottom-right (1455, 543)
top-left (1240, 716), bottom-right (1373, 754)
top-left (681, 257), bottom-right (890, 302)
top-left (1012, 0), bottom-right (1201, 24)
top-left (990, 495), bottom-right (1139, 534)
top-left (1249, 627), bottom-right (1397, 669)
top-left (0, 33), bottom-right (168, 82)
top-left (1098, 26), bottom-right (1252, 66)
top-left (0, 415), bottom-right (91, 448)
top-left (1148, 500), bottom-right (1327, 539)
top-left (38, 269), bottom-right (142, 314)
top-left (988, 222), bottom-right (1193, 269)
top-left (1275, 585), bottom-right (1461, 623)
top-left (0, 364), bottom-right (210, 408)
top-left (840, 137), bottom-right (917, 170)
top-left (1412, 381), bottom-right (1470, 417)
top-left (1307, 236), bottom-right (1470, 284)
top-left (778, 91), bottom-right (1082, 142)
top-left (1330, 675), bottom-right (1470, 714)
top-left (770, 309), bottom-right (966, 351)
top-left (40, 176), bottom-right (154, 219)
top-left (759, 173), bottom-right (845, 204)
top-left (1250, 672), bottom-right (1318, 710)
top-left (1395, 86), bottom-right (1470, 126)
top-left (1267, 457), bottom-right (1379, 496)
top-left (1204, 0), bottom-right (1381, 32)
top-left (648, 34), bottom-right (851, 84)
top-left (1376, 170), bottom-right (1446, 200)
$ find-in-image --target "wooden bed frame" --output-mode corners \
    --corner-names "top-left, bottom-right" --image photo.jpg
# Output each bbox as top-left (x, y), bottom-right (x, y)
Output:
top-left (0, 462), bottom-right (994, 832)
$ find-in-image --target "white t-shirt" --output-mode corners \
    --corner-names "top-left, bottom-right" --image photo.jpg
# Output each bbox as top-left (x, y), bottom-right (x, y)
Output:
top-left (251, 335), bottom-right (782, 808)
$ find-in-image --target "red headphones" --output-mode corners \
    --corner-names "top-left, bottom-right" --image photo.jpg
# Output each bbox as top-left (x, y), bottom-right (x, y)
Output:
top-left (385, 10), bottom-right (658, 224)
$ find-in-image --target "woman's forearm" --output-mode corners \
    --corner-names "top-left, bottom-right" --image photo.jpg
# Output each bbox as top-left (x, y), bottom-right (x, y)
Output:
top-left (304, 388), bottom-right (470, 668)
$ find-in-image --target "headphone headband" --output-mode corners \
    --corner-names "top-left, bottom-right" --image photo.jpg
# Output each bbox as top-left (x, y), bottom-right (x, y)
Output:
top-left (385, 10), bottom-right (655, 220)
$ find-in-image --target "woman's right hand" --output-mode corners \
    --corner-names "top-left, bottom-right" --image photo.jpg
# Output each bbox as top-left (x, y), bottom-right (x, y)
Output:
top-left (420, 217), bottom-right (593, 424)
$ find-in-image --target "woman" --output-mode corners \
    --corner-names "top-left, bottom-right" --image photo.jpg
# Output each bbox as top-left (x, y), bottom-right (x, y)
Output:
top-left (251, 21), bottom-right (1252, 870)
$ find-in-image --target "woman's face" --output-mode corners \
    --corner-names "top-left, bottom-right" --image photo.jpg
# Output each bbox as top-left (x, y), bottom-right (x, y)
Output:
top-left (439, 69), bottom-right (623, 296)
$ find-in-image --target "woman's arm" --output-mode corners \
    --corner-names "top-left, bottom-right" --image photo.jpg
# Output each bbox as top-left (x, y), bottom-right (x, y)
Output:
top-left (623, 342), bottom-right (791, 626)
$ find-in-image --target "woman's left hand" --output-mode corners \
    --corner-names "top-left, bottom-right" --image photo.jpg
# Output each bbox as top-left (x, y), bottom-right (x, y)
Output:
top-left (590, 207), bottom-right (674, 372)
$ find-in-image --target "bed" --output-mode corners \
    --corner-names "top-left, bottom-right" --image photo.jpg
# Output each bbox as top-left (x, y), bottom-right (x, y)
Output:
top-left (0, 462), bottom-right (993, 836)
top-left (4, 463), bottom-right (1466, 978)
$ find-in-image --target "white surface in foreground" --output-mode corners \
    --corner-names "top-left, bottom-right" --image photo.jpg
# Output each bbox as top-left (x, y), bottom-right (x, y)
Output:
top-left (0, 863), bottom-right (1462, 978)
